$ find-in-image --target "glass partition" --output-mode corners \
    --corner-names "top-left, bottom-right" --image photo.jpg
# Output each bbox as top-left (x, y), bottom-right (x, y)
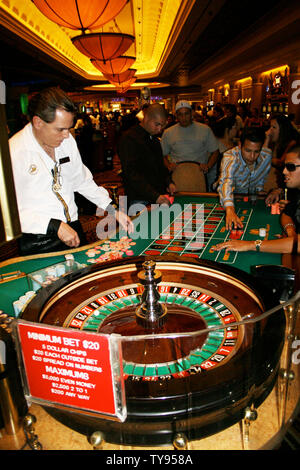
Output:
top-left (98, 292), bottom-right (299, 450)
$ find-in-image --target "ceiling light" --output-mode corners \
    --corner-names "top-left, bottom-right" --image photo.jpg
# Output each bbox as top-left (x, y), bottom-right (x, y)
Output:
top-left (103, 69), bottom-right (137, 85)
top-left (32, 0), bottom-right (128, 31)
top-left (72, 32), bottom-right (135, 60)
top-left (116, 77), bottom-right (137, 93)
top-left (91, 56), bottom-right (136, 75)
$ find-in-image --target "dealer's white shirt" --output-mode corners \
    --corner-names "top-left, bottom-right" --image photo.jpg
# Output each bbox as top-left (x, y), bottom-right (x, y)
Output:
top-left (9, 123), bottom-right (111, 234)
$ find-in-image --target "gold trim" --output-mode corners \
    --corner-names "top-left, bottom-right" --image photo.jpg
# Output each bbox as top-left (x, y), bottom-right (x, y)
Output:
top-left (0, 238), bottom-right (106, 269)
top-left (38, 261), bottom-right (263, 322)
top-left (0, 104), bottom-right (21, 246)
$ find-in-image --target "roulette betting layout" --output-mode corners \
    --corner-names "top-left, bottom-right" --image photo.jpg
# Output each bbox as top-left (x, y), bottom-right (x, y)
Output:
top-left (82, 195), bottom-right (282, 274)
top-left (137, 201), bottom-right (246, 263)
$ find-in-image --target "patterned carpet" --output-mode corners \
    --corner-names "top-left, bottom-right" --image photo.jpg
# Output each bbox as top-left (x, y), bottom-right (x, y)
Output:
top-left (79, 156), bottom-right (124, 244)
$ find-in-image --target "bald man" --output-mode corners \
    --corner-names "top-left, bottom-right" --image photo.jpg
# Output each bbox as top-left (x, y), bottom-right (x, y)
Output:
top-left (118, 104), bottom-right (176, 207)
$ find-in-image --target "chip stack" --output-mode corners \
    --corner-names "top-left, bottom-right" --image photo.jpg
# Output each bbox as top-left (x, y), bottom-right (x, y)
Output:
top-left (85, 237), bottom-right (136, 264)
top-left (13, 290), bottom-right (36, 317)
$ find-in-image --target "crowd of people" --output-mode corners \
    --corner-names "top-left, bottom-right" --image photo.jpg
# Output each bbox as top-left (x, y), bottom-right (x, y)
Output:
top-left (7, 86), bottom-right (300, 257)
top-left (116, 98), bottom-right (300, 256)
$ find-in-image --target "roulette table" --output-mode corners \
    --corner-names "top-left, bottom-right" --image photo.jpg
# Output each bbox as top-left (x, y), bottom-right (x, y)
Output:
top-left (0, 194), bottom-right (282, 318)
top-left (0, 194), bottom-right (296, 448)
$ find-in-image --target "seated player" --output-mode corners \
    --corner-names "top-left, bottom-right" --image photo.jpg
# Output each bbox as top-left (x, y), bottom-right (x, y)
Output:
top-left (212, 146), bottom-right (300, 254)
top-left (118, 103), bottom-right (176, 209)
top-left (217, 127), bottom-right (272, 230)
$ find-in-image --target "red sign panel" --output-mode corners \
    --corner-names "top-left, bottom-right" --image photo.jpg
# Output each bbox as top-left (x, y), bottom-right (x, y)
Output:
top-left (16, 321), bottom-right (126, 421)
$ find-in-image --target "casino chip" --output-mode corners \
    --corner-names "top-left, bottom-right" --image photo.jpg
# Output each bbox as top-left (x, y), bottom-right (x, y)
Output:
top-left (86, 237), bottom-right (136, 264)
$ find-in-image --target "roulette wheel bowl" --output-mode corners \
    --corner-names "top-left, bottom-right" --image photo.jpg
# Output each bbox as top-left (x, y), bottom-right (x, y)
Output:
top-left (21, 255), bottom-right (286, 446)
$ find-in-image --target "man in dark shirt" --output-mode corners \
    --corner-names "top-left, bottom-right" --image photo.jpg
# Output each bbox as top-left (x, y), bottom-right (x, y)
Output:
top-left (118, 104), bottom-right (176, 208)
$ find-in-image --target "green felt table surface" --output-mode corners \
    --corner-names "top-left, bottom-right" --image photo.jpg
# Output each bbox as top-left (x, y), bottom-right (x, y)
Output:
top-left (0, 195), bottom-right (282, 317)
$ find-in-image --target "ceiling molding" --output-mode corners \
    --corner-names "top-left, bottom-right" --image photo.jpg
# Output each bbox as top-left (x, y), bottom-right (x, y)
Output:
top-left (0, 0), bottom-right (299, 96)
top-left (190, 11), bottom-right (300, 90)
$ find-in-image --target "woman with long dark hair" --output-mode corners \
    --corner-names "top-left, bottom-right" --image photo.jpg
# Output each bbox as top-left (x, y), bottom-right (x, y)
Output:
top-left (264, 113), bottom-right (300, 197)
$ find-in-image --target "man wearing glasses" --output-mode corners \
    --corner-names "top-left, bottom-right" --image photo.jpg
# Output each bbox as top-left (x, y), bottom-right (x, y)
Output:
top-left (212, 146), bottom-right (300, 254)
top-left (9, 87), bottom-right (133, 255)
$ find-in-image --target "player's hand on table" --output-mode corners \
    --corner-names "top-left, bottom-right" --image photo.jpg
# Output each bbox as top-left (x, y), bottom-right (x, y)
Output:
top-left (225, 206), bottom-right (243, 231)
top-left (212, 240), bottom-right (254, 252)
top-left (115, 210), bottom-right (134, 234)
top-left (58, 222), bottom-right (80, 248)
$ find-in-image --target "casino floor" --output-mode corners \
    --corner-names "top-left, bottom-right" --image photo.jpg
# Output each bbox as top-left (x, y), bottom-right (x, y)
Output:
top-left (0, 379), bottom-right (299, 451)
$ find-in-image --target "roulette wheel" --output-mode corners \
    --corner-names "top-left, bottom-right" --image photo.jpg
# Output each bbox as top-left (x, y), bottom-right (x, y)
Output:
top-left (21, 255), bottom-right (285, 446)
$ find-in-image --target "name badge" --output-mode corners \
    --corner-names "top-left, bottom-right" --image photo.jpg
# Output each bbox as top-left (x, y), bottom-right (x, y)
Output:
top-left (59, 157), bottom-right (70, 164)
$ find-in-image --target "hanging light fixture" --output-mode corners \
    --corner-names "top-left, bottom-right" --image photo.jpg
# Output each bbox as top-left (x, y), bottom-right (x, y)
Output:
top-left (91, 56), bottom-right (136, 75)
top-left (32, 0), bottom-right (129, 31)
top-left (103, 68), bottom-right (137, 85)
top-left (72, 32), bottom-right (135, 60)
top-left (116, 78), bottom-right (136, 94)
top-left (32, 0), bottom-right (137, 80)
top-left (116, 86), bottom-right (130, 94)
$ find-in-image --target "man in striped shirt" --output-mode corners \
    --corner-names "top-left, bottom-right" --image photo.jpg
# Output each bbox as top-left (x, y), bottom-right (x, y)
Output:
top-left (217, 127), bottom-right (272, 230)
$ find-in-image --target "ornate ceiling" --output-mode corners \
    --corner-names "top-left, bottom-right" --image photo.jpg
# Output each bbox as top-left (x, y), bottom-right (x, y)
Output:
top-left (0, 0), bottom-right (299, 95)
top-left (0, 0), bottom-right (191, 87)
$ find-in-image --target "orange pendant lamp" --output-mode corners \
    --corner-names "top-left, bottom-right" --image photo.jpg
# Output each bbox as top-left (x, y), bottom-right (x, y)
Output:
top-left (72, 32), bottom-right (135, 60)
top-left (32, 0), bottom-right (128, 31)
top-left (116, 77), bottom-right (137, 94)
top-left (103, 68), bottom-right (136, 85)
top-left (116, 86), bottom-right (130, 94)
top-left (91, 56), bottom-right (136, 75)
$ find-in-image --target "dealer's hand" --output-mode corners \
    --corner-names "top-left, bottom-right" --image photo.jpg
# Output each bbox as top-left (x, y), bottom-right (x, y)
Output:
top-left (58, 222), bottom-right (80, 247)
top-left (115, 210), bottom-right (134, 234)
